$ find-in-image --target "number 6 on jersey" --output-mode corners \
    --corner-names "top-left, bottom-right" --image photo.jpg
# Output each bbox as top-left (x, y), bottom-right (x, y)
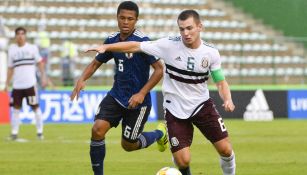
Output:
top-left (118, 59), bottom-right (124, 72)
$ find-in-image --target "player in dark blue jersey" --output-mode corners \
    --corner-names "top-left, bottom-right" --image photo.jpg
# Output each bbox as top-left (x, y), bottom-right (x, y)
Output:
top-left (70, 1), bottom-right (167, 175)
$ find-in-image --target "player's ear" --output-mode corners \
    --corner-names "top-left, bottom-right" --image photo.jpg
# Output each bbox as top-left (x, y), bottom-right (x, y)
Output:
top-left (135, 12), bottom-right (138, 20)
top-left (197, 22), bottom-right (203, 31)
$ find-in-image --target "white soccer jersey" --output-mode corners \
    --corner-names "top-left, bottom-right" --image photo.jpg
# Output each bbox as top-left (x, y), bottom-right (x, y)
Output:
top-left (8, 43), bottom-right (42, 89)
top-left (140, 36), bottom-right (222, 119)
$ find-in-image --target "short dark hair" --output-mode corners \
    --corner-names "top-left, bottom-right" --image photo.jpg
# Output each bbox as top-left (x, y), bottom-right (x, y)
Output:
top-left (177, 10), bottom-right (201, 23)
top-left (117, 1), bottom-right (139, 18)
top-left (15, 27), bottom-right (27, 35)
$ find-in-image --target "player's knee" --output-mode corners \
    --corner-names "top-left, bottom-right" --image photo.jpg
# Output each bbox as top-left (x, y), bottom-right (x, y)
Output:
top-left (31, 105), bottom-right (39, 111)
top-left (219, 146), bottom-right (233, 157)
top-left (215, 138), bottom-right (233, 157)
top-left (91, 126), bottom-right (105, 139)
top-left (121, 140), bottom-right (138, 152)
top-left (175, 156), bottom-right (190, 168)
top-left (13, 106), bottom-right (21, 110)
top-left (121, 143), bottom-right (134, 152)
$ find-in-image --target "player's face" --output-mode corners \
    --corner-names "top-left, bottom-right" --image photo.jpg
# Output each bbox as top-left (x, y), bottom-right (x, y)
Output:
top-left (15, 30), bottom-right (26, 46)
top-left (178, 17), bottom-right (202, 48)
top-left (117, 9), bottom-right (138, 35)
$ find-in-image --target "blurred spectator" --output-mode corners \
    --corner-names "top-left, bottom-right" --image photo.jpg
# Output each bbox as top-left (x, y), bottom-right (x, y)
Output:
top-left (60, 39), bottom-right (78, 86)
top-left (0, 16), bottom-right (9, 90)
top-left (35, 22), bottom-right (55, 90)
top-left (35, 23), bottom-right (51, 72)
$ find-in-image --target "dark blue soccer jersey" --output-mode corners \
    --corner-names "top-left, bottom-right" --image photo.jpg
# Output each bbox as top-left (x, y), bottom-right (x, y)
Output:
top-left (95, 30), bottom-right (158, 108)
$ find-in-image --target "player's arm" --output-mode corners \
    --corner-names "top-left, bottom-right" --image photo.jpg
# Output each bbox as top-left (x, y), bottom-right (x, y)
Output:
top-left (128, 60), bottom-right (163, 108)
top-left (70, 59), bottom-right (102, 100)
top-left (212, 69), bottom-right (235, 112)
top-left (4, 67), bottom-right (13, 92)
top-left (86, 41), bottom-right (141, 54)
top-left (5, 48), bottom-right (14, 92)
top-left (37, 61), bottom-right (47, 88)
top-left (33, 45), bottom-right (47, 88)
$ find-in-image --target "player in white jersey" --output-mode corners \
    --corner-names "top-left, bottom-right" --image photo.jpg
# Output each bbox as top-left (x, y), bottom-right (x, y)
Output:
top-left (86, 10), bottom-right (236, 175)
top-left (5, 27), bottom-right (47, 140)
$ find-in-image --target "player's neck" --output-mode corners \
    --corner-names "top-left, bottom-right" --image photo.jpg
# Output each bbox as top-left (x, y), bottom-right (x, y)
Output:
top-left (184, 39), bottom-right (202, 49)
top-left (119, 29), bottom-right (135, 41)
top-left (17, 42), bottom-right (26, 47)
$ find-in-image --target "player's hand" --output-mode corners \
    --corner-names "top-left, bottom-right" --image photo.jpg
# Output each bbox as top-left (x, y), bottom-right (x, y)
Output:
top-left (41, 76), bottom-right (48, 89)
top-left (222, 99), bottom-right (235, 112)
top-left (85, 45), bottom-right (106, 54)
top-left (70, 80), bottom-right (86, 101)
top-left (128, 92), bottom-right (145, 109)
top-left (3, 85), bottom-right (9, 92)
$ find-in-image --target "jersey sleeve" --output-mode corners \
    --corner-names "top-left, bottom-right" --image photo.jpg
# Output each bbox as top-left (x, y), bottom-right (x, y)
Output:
top-left (140, 37), bottom-right (169, 60)
top-left (209, 49), bottom-right (226, 82)
top-left (34, 45), bottom-right (42, 63)
top-left (95, 38), bottom-right (113, 63)
top-left (209, 49), bottom-right (222, 71)
top-left (142, 37), bottom-right (160, 64)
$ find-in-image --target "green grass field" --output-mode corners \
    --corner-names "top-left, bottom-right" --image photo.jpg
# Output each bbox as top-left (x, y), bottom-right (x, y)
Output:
top-left (1, 120), bottom-right (307, 175)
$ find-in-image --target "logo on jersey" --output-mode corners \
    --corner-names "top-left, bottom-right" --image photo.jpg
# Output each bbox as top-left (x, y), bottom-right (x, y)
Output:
top-left (125, 53), bottom-right (133, 59)
top-left (175, 56), bottom-right (182, 61)
top-left (201, 57), bottom-right (209, 68)
top-left (170, 137), bottom-right (179, 147)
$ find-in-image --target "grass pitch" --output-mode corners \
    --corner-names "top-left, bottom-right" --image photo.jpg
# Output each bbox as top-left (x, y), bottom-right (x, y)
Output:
top-left (0, 119), bottom-right (307, 175)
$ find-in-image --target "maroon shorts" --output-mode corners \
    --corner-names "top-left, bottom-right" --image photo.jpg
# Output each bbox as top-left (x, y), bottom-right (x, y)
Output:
top-left (165, 98), bottom-right (228, 153)
top-left (11, 86), bottom-right (39, 108)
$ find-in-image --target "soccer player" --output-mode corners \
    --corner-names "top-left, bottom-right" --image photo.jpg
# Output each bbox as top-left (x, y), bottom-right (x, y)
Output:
top-left (70, 1), bottom-right (167, 175)
top-left (86, 10), bottom-right (236, 175)
top-left (5, 27), bottom-right (47, 140)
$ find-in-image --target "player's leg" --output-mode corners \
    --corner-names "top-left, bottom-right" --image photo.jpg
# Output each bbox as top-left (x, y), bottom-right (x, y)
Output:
top-left (10, 89), bottom-right (23, 140)
top-left (193, 98), bottom-right (235, 175)
top-left (90, 94), bottom-right (123, 175)
top-left (172, 147), bottom-right (192, 175)
top-left (90, 119), bottom-right (111, 175)
top-left (213, 137), bottom-right (235, 175)
top-left (121, 106), bottom-right (166, 151)
top-left (26, 86), bottom-right (43, 139)
top-left (165, 109), bottom-right (193, 175)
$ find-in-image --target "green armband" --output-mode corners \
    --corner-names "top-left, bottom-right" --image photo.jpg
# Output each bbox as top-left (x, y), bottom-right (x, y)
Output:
top-left (211, 69), bottom-right (225, 83)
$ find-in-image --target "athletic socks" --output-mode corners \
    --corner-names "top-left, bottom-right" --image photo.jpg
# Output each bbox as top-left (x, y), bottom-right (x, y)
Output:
top-left (11, 108), bottom-right (44, 140)
top-left (179, 166), bottom-right (192, 175)
top-left (34, 108), bottom-right (44, 134)
top-left (220, 151), bottom-right (236, 175)
top-left (138, 130), bottom-right (163, 149)
top-left (90, 139), bottom-right (106, 175)
top-left (11, 108), bottom-right (20, 136)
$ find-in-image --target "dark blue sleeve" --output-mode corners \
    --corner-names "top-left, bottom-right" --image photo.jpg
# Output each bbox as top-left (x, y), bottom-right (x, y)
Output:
top-left (95, 38), bottom-right (113, 63)
top-left (142, 37), bottom-right (159, 64)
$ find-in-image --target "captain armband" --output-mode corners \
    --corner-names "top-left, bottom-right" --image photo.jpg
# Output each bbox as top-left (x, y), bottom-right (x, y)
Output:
top-left (211, 69), bottom-right (225, 83)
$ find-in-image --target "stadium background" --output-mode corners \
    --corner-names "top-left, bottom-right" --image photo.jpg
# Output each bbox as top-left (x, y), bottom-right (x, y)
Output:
top-left (0, 0), bottom-right (307, 175)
